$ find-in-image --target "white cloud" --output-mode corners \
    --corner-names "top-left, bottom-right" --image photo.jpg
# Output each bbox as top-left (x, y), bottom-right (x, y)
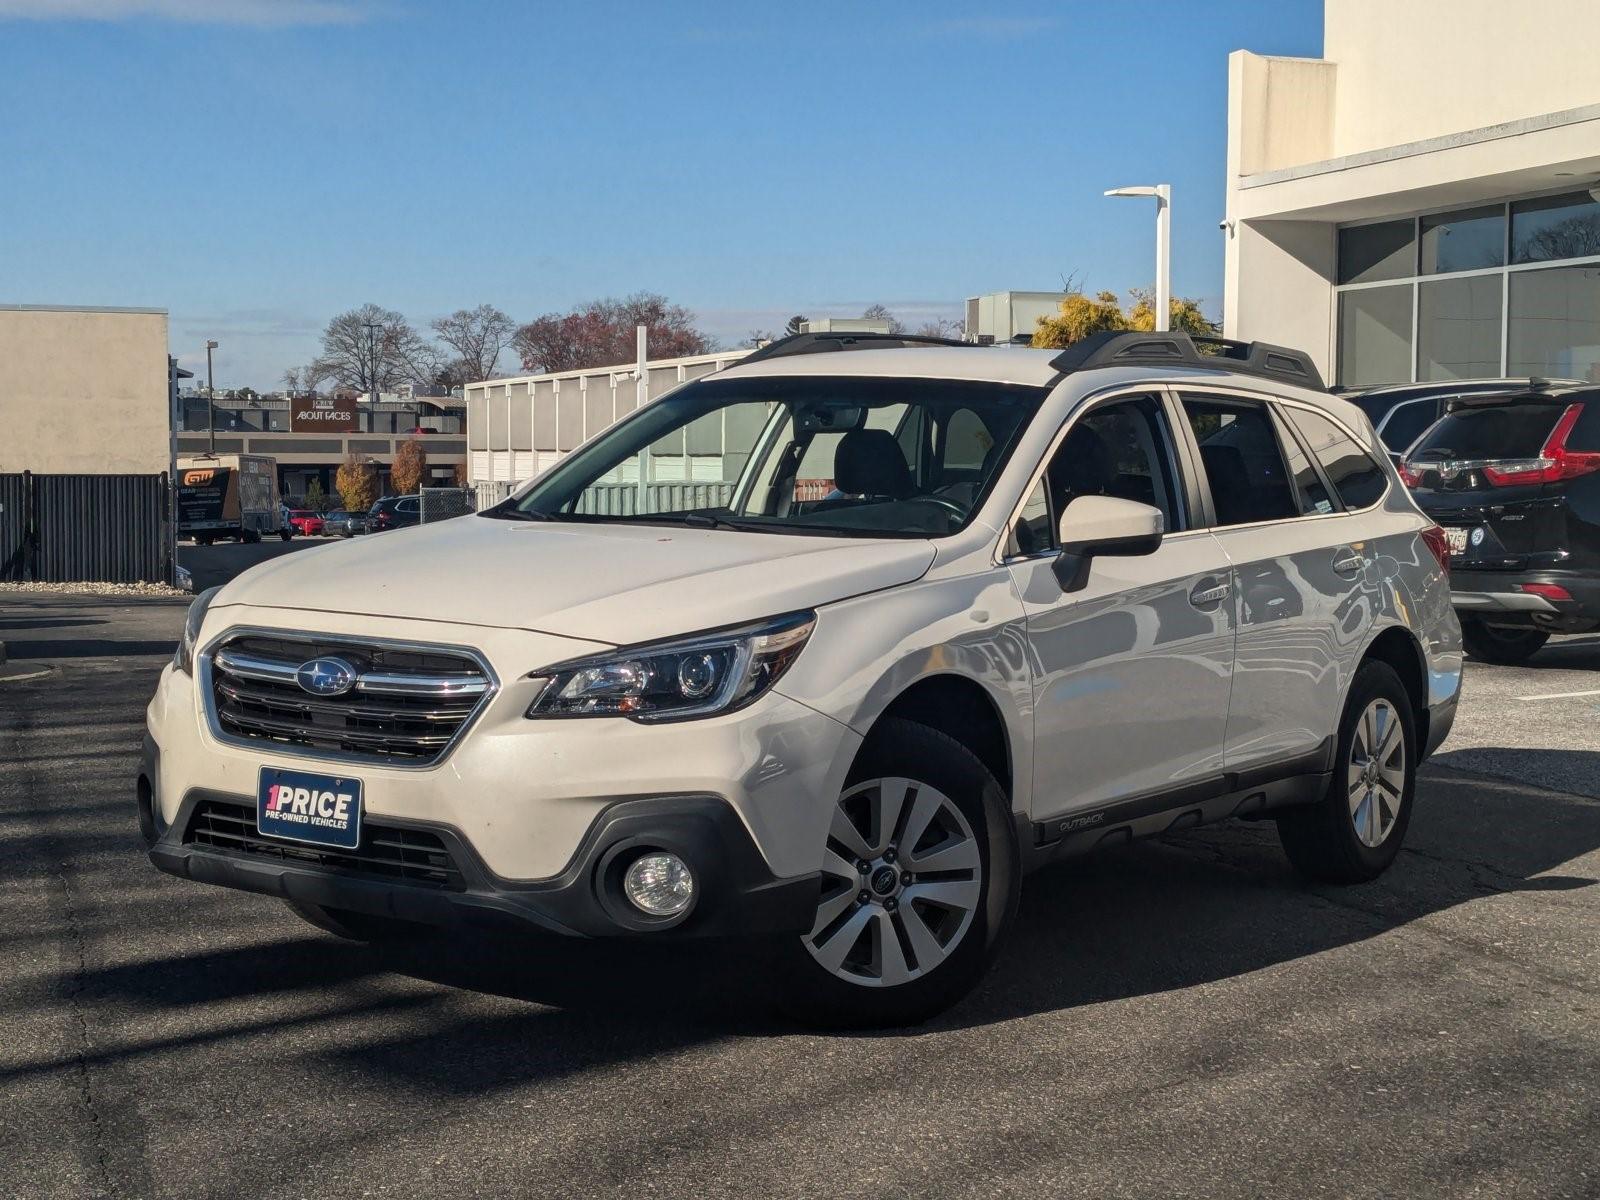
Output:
top-left (0, 0), bottom-right (375, 26)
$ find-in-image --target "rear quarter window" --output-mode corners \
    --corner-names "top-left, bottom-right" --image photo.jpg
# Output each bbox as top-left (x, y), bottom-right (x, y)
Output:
top-left (1282, 408), bottom-right (1390, 510)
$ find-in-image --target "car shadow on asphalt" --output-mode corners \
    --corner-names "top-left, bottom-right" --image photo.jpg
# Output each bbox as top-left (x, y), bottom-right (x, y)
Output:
top-left (39, 762), bottom-right (1597, 1099)
top-left (1478, 633), bottom-right (1600, 671)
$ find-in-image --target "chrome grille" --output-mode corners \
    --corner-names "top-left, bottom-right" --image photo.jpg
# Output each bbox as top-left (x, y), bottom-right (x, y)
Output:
top-left (203, 631), bottom-right (495, 766)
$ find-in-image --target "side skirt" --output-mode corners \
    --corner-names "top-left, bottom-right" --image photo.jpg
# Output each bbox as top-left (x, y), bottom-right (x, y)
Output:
top-left (1016, 739), bottom-right (1333, 874)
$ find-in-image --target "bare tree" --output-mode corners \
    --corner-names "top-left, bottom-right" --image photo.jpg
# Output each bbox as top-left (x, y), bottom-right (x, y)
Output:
top-left (314, 304), bottom-right (440, 395)
top-left (914, 317), bottom-right (964, 340)
top-left (431, 305), bottom-right (516, 384)
top-left (513, 293), bottom-right (712, 374)
top-left (862, 304), bottom-right (906, 335)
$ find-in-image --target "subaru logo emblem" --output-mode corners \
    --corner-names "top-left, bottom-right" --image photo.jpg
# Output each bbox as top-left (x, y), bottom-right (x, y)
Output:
top-left (296, 657), bottom-right (357, 697)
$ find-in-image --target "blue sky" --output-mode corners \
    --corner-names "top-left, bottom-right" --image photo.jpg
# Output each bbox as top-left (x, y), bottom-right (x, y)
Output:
top-left (0, 0), bottom-right (1322, 388)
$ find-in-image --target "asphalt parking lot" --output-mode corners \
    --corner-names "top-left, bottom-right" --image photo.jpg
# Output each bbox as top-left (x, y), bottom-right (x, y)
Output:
top-left (1, 591), bottom-right (1597, 1199)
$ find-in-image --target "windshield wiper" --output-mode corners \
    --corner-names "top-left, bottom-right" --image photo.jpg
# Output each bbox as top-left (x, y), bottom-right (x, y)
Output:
top-left (636, 511), bottom-right (749, 532)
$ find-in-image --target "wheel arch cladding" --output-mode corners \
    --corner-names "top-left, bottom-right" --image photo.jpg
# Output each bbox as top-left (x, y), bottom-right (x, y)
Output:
top-left (1361, 625), bottom-right (1428, 737)
top-left (864, 674), bottom-right (1012, 800)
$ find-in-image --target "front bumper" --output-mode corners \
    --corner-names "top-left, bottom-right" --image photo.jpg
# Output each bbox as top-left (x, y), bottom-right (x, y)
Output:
top-left (143, 781), bottom-right (820, 939)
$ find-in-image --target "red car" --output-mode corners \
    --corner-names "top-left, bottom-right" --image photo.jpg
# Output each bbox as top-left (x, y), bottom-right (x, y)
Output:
top-left (287, 509), bottom-right (325, 536)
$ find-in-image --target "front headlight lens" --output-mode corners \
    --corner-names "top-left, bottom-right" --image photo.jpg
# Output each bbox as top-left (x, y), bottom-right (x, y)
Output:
top-left (172, 586), bottom-right (221, 675)
top-left (526, 611), bottom-right (815, 721)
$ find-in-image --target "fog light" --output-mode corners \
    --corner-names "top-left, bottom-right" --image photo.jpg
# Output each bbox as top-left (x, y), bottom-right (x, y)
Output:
top-left (622, 852), bottom-right (695, 918)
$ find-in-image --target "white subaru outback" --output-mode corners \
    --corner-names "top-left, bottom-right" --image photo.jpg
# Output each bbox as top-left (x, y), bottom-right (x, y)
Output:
top-left (142, 331), bottom-right (1463, 1026)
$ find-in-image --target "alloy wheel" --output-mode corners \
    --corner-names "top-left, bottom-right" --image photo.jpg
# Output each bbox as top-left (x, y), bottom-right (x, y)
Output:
top-left (804, 777), bottom-right (982, 988)
top-left (1348, 698), bottom-right (1406, 848)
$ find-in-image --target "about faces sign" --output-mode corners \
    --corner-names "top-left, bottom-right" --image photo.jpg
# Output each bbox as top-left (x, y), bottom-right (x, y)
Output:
top-left (290, 397), bottom-right (359, 432)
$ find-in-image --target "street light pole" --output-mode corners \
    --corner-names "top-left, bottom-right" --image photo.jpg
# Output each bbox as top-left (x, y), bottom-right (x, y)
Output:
top-left (362, 321), bottom-right (382, 402)
top-left (205, 339), bottom-right (219, 454)
top-left (1105, 184), bottom-right (1172, 332)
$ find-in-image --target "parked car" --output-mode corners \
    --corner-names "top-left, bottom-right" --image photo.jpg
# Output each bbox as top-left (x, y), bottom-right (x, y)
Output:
top-left (323, 509), bottom-right (369, 537)
top-left (142, 331), bottom-right (1462, 1027)
top-left (1347, 378), bottom-right (1581, 462)
top-left (1399, 383), bottom-right (1600, 663)
top-left (285, 509), bottom-right (325, 536)
top-left (368, 495), bottom-right (421, 531)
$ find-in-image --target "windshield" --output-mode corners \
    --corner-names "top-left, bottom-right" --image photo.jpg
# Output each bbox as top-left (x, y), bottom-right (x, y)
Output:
top-left (1410, 402), bottom-right (1566, 460)
top-left (494, 375), bottom-right (1048, 537)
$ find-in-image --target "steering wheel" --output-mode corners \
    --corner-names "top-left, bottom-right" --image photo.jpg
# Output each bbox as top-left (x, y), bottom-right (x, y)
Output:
top-left (909, 493), bottom-right (968, 518)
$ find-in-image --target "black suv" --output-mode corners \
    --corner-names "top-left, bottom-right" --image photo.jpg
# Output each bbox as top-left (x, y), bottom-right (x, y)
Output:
top-left (1349, 378), bottom-right (1580, 460)
top-left (1400, 384), bottom-right (1600, 663)
top-left (368, 495), bottom-right (422, 532)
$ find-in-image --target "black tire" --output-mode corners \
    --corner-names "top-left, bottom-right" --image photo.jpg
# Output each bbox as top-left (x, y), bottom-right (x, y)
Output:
top-left (1461, 616), bottom-right (1549, 665)
top-left (243, 529), bottom-right (262, 545)
top-left (1276, 660), bottom-right (1416, 884)
top-left (283, 899), bottom-right (433, 943)
top-left (773, 717), bottom-right (1019, 1029)
top-left (279, 529), bottom-right (292, 542)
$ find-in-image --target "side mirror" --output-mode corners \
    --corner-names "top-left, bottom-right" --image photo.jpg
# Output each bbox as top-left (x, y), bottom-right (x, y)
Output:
top-left (1052, 495), bottom-right (1165, 593)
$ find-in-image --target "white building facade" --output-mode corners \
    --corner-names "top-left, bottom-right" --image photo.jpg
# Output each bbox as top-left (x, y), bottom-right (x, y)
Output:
top-left (1224, 0), bottom-right (1600, 388)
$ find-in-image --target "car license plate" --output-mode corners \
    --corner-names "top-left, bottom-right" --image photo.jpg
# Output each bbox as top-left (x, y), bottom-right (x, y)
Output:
top-left (1444, 527), bottom-right (1470, 556)
top-left (257, 767), bottom-right (362, 849)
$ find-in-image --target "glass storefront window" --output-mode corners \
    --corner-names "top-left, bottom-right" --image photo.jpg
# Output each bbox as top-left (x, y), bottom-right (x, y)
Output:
top-left (1511, 192), bottom-right (1600, 264)
top-left (1507, 265), bottom-right (1600, 382)
top-left (1420, 206), bottom-right (1505, 274)
top-left (1418, 275), bottom-right (1502, 380)
top-left (1338, 285), bottom-right (1412, 387)
top-left (1338, 219), bottom-right (1415, 285)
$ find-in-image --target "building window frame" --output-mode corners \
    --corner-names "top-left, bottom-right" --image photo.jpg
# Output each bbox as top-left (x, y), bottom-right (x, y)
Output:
top-left (1333, 188), bottom-right (1600, 386)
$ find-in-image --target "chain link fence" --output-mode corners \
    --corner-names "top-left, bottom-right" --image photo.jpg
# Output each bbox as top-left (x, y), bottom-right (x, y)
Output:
top-left (418, 487), bottom-right (477, 524)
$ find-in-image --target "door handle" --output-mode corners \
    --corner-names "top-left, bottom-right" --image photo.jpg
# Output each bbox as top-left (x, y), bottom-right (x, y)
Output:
top-left (1333, 551), bottom-right (1367, 575)
top-left (1189, 578), bottom-right (1231, 607)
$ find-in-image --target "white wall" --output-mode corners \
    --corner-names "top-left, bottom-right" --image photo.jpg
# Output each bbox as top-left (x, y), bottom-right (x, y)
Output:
top-left (1324, 0), bottom-right (1600, 158)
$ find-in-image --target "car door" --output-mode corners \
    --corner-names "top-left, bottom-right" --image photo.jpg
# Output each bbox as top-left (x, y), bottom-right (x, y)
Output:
top-left (1004, 390), bottom-right (1235, 824)
top-left (1176, 391), bottom-right (1374, 772)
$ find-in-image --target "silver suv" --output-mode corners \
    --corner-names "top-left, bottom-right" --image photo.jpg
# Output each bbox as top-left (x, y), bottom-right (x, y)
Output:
top-left (142, 331), bottom-right (1463, 1027)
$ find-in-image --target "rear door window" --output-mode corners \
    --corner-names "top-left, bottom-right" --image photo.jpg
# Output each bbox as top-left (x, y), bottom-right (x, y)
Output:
top-left (1273, 412), bottom-right (1336, 515)
top-left (1281, 408), bottom-right (1391, 510)
top-left (1180, 396), bottom-right (1300, 527)
top-left (1410, 403), bottom-right (1567, 460)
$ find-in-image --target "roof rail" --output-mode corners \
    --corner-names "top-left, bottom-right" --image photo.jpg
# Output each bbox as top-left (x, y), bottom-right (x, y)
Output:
top-left (1046, 331), bottom-right (1325, 391)
top-left (738, 331), bottom-right (975, 364)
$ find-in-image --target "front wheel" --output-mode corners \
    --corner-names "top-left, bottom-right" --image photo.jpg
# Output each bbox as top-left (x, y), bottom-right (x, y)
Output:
top-left (1276, 660), bottom-right (1416, 884)
top-left (278, 529), bottom-right (292, 542)
top-left (774, 717), bottom-right (1018, 1029)
top-left (1461, 616), bottom-right (1549, 665)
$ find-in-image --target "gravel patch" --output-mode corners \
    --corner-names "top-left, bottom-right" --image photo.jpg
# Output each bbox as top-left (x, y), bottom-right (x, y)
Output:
top-left (0, 580), bottom-right (190, 599)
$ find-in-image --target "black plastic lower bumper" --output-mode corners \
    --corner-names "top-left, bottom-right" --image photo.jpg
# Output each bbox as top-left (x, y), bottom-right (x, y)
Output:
top-left (1451, 568), bottom-right (1600, 631)
top-left (144, 783), bottom-right (819, 940)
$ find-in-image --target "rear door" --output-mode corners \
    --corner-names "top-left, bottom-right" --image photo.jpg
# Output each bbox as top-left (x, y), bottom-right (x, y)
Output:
top-left (1177, 392), bottom-right (1376, 771)
top-left (1402, 399), bottom-right (1578, 570)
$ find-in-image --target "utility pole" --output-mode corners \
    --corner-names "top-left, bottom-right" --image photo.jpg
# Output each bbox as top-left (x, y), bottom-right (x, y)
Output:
top-left (205, 339), bottom-right (219, 454)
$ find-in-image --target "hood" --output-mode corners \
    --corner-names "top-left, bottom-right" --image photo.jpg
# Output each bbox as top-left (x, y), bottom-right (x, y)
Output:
top-left (215, 515), bottom-right (936, 645)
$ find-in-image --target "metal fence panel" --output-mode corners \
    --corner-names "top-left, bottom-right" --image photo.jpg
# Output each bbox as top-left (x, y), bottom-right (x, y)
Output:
top-left (473, 480), bottom-right (515, 511)
top-left (32, 473), bottom-right (170, 583)
top-left (418, 487), bottom-right (476, 524)
top-left (0, 474), bottom-right (28, 582)
top-left (576, 481), bottom-right (735, 516)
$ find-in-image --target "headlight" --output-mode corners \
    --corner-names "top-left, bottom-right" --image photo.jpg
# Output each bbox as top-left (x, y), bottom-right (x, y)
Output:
top-left (526, 612), bottom-right (815, 721)
top-left (172, 586), bottom-right (222, 675)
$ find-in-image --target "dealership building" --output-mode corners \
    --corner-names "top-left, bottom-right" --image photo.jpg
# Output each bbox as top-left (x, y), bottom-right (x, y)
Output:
top-left (1225, 0), bottom-right (1600, 389)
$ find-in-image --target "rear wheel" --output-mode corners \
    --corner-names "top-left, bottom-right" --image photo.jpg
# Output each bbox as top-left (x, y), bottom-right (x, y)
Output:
top-left (774, 718), bottom-right (1017, 1029)
top-left (1461, 616), bottom-right (1549, 665)
top-left (278, 529), bottom-right (292, 542)
top-left (284, 899), bottom-right (432, 943)
top-left (1277, 660), bottom-right (1415, 884)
